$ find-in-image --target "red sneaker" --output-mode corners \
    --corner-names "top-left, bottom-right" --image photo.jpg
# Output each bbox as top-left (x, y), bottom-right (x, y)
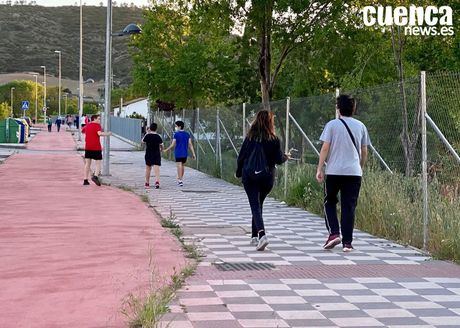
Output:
top-left (145, 183), bottom-right (150, 189)
top-left (323, 234), bottom-right (341, 250)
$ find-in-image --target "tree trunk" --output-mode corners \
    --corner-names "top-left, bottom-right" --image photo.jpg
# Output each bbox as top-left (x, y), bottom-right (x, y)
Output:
top-left (391, 26), bottom-right (417, 176)
top-left (261, 80), bottom-right (271, 111)
top-left (257, 0), bottom-right (273, 111)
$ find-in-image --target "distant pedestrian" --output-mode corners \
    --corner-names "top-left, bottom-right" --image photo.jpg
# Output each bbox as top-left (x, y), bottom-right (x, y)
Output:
top-left (82, 114), bottom-right (112, 186)
top-left (75, 115), bottom-right (80, 130)
top-left (66, 115), bottom-right (72, 129)
top-left (142, 123), bottom-right (163, 189)
top-left (55, 116), bottom-right (62, 132)
top-left (81, 114), bottom-right (87, 130)
top-left (236, 110), bottom-right (289, 251)
top-left (141, 119), bottom-right (147, 136)
top-left (316, 94), bottom-right (370, 252)
top-left (47, 116), bottom-right (52, 132)
top-left (163, 120), bottom-right (196, 187)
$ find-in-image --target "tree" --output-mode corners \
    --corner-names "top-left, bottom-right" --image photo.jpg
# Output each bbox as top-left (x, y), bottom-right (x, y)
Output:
top-left (0, 80), bottom-right (43, 118)
top-left (132, 1), bottom-right (252, 109)
top-left (228, 0), bottom-right (341, 110)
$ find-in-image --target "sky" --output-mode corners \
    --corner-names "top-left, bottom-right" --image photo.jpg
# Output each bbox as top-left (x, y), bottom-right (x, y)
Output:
top-left (34, 0), bottom-right (150, 6)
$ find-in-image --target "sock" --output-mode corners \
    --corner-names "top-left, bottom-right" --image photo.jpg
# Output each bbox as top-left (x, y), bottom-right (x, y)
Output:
top-left (258, 230), bottom-right (266, 238)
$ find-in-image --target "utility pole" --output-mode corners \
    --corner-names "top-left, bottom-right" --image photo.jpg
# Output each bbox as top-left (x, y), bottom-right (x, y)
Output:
top-left (41, 66), bottom-right (46, 123)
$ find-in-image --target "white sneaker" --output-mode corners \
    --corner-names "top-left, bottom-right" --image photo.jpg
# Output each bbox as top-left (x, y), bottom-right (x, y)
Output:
top-left (343, 244), bottom-right (354, 252)
top-left (250, 237), bottom-right (258, 246)
top-left (178, 180), bottom-right (183, 187)
top-left (256, 235), bottom-right (269, 251)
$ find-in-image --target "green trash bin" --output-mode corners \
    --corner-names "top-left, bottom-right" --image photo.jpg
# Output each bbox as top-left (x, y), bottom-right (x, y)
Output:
top-left (0, 118), bottom-right (20, 143)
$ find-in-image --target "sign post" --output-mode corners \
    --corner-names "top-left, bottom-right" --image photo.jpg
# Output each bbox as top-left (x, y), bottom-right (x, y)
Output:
top-left (21, 101), bottom-right (29, 118)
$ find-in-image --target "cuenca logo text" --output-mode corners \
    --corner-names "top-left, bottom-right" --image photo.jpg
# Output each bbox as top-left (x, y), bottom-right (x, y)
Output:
top-left (361, 5), bottom-right (454, 36)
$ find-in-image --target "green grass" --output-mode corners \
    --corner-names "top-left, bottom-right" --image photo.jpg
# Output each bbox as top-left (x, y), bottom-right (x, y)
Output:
top-left (273, 164), bottom-right (460, 263)
top-left (123, 208), bottom-right (203, 326)
top-left (118, 184), bottom-right (134, 192)
top-left (122, 264), bottom-right (197, 328)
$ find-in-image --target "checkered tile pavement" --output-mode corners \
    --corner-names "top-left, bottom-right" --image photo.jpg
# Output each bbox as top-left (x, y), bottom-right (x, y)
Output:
top-left (158, 277), bottom-right (460, 328)
top-left (108, 152), bottom-right (430, 266)
top-left (106, 151), bottom-right (460, 327)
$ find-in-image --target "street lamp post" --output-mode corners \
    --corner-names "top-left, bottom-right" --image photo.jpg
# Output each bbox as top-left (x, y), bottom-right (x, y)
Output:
top-left (78, 0), bottom-right (84, 141)
top-left (55, 50), bottom-right (62, 118)
top-left (31, 73), bottom-right (39, 123)
top-left (102, 1), bottom-right (141, 176)
top-left (41, 65), bottom-right (46, 123)
top-left (10, 87), bottom-right (15, 117)
top-left (102, 0), bottom-right (113, 176)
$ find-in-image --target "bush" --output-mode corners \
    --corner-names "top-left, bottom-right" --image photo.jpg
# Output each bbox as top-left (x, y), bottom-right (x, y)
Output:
top-left (0, 102), bottom-right (9, 120)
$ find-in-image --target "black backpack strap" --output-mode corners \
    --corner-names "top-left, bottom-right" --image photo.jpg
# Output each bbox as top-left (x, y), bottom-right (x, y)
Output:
top-left (339, 118), bottom-right (360, 157)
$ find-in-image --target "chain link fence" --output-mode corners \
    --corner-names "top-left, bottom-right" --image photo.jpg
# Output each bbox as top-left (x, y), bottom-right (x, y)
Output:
top-left (149, 71), bottom-right (460, 262)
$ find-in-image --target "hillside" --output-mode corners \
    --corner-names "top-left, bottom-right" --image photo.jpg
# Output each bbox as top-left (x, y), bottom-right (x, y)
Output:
top-left (0, 5), bottom-right (144, 86)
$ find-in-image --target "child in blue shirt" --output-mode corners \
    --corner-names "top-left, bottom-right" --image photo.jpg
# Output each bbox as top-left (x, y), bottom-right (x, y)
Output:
top-left (164, 120), bottom-right (196, 186)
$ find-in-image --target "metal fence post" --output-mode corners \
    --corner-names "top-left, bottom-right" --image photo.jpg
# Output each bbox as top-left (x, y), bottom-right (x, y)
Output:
top-left (421, 71), bottom-right (429, 251)
top-left (335, 88), bottom-right (340, 119)
top-left (216, 109), bottom-right (222, 177)
top-left (284, 97), bottom-right (290, 198)
top-left (196, 108), bottom-right (200, 170)
top-left (243, 102), bottom-right (246, 138)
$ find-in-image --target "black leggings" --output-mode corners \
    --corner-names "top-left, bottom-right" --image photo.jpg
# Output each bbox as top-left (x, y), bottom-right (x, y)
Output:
top-left (243, 176), bottom-right (274, 237)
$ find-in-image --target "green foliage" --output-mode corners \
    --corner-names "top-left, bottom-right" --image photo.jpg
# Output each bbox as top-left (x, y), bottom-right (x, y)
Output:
top-left (111, 85), bottom-right (144, 108)
top-left (0, 102), bottom-right (10, 120)
top-left (0, 80), bottom-right (43, 117)
top-left (272, 164), bottom-right (324, 215)
top-left (129, 113), bottom-right (146, 119)
top-left (272, 164), bottom-right (460, 263)
top-left (83, 103), bottom-right (100, 115)
top-left (132, 1), bottom-right (255, 108)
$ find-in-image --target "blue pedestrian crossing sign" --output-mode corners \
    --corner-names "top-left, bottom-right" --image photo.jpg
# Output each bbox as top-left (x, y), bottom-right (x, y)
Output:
top-left (21, 101), bottom-right (29, 110)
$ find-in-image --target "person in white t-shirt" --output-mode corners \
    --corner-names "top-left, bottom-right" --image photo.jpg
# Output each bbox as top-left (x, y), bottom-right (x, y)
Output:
top-left (316, 94), bottom-right (370, 252)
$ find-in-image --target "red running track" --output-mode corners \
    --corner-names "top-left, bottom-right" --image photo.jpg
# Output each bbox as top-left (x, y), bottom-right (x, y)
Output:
top-left (0, 130), bottom-right (187, 327)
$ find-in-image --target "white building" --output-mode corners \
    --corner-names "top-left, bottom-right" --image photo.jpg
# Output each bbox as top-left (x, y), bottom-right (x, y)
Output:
top-left (113, 98), bottom-right (149, 119)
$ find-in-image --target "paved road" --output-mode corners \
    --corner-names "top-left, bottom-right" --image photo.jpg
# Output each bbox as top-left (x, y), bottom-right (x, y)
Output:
top-left (106, 150), bottom-right (460, 328)
top-left (0, 129), bottom-right (186, 328)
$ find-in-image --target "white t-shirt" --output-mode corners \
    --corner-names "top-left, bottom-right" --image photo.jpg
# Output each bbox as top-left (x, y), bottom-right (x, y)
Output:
top-left (320, 116), bottom-right (371, 176)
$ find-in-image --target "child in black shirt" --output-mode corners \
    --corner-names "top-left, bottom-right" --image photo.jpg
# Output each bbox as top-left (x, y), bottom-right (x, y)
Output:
top-left (142, 123), bottom-right (163, 189)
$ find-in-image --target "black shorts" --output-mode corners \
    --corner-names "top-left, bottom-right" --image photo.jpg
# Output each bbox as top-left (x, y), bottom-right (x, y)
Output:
top-left (85, 150), bottom-right (102, 160)
top-left (175, 157), bottom-right (187, 163)
top-left (145, 156), bottom-right (161, 167)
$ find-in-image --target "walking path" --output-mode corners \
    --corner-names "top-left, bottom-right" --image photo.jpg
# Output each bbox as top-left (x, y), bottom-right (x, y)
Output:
top-left (106, 150), bottom-right (460, 328)
top-left (0, 129), bottom-right (186, 328)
